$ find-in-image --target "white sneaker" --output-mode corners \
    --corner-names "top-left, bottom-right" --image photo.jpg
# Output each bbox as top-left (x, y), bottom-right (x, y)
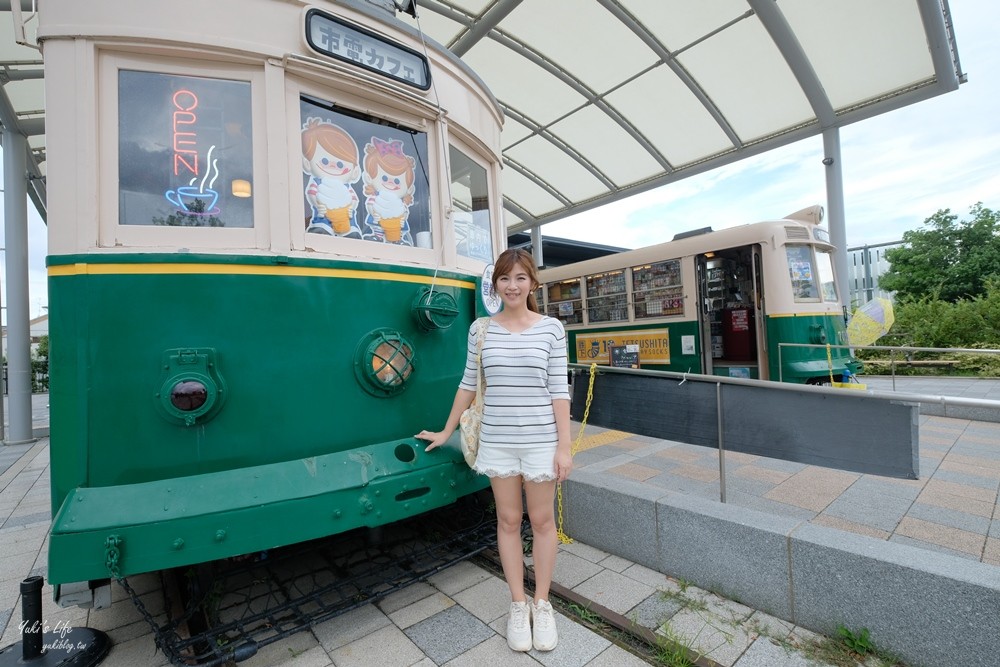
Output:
top-left (531, 599), bottom-right (558, 651)
top-left (506, 600), bottom-right (532, 652)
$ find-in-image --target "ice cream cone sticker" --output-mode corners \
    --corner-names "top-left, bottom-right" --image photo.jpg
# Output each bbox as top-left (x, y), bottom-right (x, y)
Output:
top-left (362, 137), bottom-right (415, 245)
top-left (302, 118), bottom-right (362, 238)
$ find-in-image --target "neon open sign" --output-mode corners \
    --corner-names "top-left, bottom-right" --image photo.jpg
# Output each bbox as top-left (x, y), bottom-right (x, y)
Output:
top-left (165, 88), bottom-right (222, 216)
top-left (305, 9), bottom-right (430, 90)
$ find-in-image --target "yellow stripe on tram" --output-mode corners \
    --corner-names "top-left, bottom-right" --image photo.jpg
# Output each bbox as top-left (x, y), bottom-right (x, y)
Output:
top-left (48, 262), bottom-right (476, 289)
top-left (767, 312), bottom-right (842, 318)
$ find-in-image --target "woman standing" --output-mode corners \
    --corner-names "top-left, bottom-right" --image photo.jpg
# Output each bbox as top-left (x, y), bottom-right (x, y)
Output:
top-left (416, 247), bottom-right (572, 652)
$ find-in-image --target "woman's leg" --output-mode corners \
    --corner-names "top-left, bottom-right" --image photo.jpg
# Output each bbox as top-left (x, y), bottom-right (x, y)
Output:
top-left (490, 475), bottom-right (527, 601)
top-left (523, 479), bottom-right (557, 601)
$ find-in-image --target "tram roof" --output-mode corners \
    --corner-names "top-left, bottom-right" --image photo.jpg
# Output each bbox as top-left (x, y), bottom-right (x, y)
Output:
top-left (0, 1), bottom-right (964, 232)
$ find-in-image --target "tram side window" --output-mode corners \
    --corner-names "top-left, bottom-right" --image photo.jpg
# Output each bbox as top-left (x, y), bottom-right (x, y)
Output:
top-left (786, 245), bottom-right (820, 301)
top-left (118, 71), bottom-right (254, 228)
top-left (449, 146), bottom-right (493, 261)
top-left (633, 260), bottom-right (683, 318)
top-left (299, 96), bottom-right (430, 246)
top-left (586, 271), bottom-right (628, 323)
top-left (546, 280), bottom-right (583, 325)
top-left (815, 250), bottom-right (838, 303)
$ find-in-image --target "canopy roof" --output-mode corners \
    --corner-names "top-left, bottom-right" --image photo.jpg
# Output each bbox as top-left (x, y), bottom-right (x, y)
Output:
top-left (399, 0), bottom-right (963, 233)
top-left (0, 0), bottom-right (963, 233)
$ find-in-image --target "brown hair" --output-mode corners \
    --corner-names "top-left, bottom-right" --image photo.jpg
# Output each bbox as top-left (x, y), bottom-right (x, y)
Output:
top-left (301, 118), bottom-right (359, 164)
top-left (362, 139), bottom-right (416, 205)
top-left (492, 248), bottom-right (541, 313)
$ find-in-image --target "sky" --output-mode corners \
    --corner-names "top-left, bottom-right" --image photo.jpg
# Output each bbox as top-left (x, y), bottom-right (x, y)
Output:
top-left (2, 0), bottom-right (999, 321)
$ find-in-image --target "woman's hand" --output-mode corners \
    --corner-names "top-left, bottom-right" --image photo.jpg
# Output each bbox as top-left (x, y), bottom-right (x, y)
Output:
top-left (415, 429), bottom-right (450, 452)
top-left (554, 448), bottom-right (573, 483)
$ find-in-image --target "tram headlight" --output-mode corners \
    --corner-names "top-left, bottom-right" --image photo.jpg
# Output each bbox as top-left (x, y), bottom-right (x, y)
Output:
top-left (170, 380), bottom-right (208, 411)
top-left (354, 329), bottom-right (415, 397)
top-left (156, 348), bottom-right (227, 426)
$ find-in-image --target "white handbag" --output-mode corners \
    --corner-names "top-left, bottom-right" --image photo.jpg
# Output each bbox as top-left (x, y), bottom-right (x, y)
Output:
top-left (459, 317), bottom-right (488, 467)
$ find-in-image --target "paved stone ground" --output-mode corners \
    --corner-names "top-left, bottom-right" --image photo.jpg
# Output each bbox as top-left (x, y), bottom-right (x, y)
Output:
top-left (572, 413), bottom-right (1000, 566)
top-left (1, 439), bottom-right (893, 667)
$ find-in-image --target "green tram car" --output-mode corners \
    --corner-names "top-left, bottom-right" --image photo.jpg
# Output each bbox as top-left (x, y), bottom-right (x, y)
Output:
top-left (41, 0), bottom-right (502, 605)
top-left (538, 206), bottom-right (860, 384)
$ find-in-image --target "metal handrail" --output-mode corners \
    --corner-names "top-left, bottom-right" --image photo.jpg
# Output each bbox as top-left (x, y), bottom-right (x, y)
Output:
top-left (777, 342), bottom-right (1000, 387)
top-left (568, 361), bottom-right (1000, 504)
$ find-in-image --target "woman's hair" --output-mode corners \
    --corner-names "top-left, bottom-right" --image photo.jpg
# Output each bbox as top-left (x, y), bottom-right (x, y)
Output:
top-left (492, 248), bottom-right (541, 313)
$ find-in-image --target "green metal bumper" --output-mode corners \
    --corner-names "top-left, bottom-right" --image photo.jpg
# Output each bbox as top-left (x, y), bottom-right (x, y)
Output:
top-left (48, 435), bottom-right (487, 585)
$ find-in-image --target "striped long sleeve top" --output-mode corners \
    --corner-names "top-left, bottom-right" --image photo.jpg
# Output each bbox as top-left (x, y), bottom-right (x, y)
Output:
top-left (459, 316), bottom-right (570, 448)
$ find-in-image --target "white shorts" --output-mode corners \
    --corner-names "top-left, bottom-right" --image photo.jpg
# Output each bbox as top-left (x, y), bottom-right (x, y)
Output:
top-left (473, 443), bottom-right (557, 483)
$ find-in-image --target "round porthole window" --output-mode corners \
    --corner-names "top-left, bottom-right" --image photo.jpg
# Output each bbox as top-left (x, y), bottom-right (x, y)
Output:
top-left (354, 329), bottom-right (416, 397)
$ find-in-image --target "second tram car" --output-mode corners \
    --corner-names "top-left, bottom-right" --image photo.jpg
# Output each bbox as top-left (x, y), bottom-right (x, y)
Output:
top-left (538, 207), bottom-right (861, 384)
top-left (41, 0), bottom-right (504, 605)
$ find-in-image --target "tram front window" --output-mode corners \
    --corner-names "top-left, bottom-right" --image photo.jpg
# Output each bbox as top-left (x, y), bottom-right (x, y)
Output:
top-left (449, 146), bottom-right (493, 262)
top-left (786, 245), bottom-right (820, 301)
top-left (815, 250), bottom-right (838, 303)
top-left (299, 95), bottom-right (430, 246)
top-left (118, 70), bottom-right (254, 228)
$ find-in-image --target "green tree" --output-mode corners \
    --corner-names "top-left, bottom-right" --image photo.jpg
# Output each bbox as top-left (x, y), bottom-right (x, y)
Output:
top-left (35, 335), bottom-right (49, 360)
top-left (879, 203), bottom-right (1000, 302)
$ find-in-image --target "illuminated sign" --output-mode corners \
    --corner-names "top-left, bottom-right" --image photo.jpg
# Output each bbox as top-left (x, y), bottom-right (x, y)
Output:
top-left (575, 329), bottom-right (670, 365)
top-left (165, 88), bottom-right (221, 216)
top-left (118, 70), bottom-right (253, 228)
top-left (306, 9), bottom-right (430, 90)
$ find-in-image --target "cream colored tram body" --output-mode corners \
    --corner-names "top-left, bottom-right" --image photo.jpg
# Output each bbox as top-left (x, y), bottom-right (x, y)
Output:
top-left (538, 207), bottom-right (858, 383)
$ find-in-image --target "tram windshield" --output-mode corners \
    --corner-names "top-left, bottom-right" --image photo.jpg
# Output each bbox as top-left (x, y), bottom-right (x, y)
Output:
top-left (786, 245), bottom-right (838, 303)
top-left (299, 95), bottom-right (430, 246)
top-left (815, 249), bottom-right (838, 302)
top-left (119, 70), bottom-right (255, 228)
top-left (449, 146), bottom-right (493, 261)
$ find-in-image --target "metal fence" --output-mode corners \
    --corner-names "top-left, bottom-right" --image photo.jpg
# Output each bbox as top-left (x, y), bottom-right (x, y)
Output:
top-left (846, 241), bottom-right (903, 306)
top-left (1, 361), bottom-right (48, 394)
top-left (777, 342), bottom-right (1000, 388)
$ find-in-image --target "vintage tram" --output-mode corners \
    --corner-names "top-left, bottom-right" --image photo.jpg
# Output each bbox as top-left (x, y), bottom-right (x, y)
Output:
top-left (41, 0), bottom-right (502, 605)
top-left (538, 206), bottom-right (861, 384)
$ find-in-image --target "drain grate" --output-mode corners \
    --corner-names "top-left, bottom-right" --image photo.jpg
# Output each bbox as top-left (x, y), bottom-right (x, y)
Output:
top-left (132, 493), bottom-right (496, 666)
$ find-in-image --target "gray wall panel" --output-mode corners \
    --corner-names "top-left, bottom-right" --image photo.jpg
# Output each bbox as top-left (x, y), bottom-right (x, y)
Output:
top-left (572, 371), bottom-right (919, 479)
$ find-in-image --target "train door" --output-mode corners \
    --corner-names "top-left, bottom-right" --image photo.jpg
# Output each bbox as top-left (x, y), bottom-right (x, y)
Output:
top-left (699, 246), bottom-right (761, 380)
top-left (752, 247), bottom-right (769, 379)
top-left (696, 256), bottom-right (713, 376)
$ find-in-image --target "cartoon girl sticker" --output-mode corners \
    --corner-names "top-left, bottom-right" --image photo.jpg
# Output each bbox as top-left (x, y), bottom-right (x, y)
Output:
top-left (301, 118), bottom-right (362, 238)
top-left (362, 137), bottom-right (416, 245)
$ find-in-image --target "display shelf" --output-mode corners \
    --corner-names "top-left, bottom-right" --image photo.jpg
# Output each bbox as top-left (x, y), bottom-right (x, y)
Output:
top-left (634, 286), bottom-right (683, 319)
top-left (587, 293), bottom-right (628, 323)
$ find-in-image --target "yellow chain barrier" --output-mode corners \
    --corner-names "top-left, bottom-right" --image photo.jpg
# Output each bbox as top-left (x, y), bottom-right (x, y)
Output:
top-left (556, 363), bottom-right (598, 544)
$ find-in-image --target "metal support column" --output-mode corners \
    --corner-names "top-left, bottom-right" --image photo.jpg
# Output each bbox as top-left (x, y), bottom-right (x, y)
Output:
top-left (2, 129), bottom-right (35, 444)
top-left (531, 226), bottom-right (543, 268)
top-left (822, 127), bottom-right (850, 313)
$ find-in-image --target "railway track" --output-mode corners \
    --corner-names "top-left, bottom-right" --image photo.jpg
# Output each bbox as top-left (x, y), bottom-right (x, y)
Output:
top-left (118, 493), bottom-right (719, 667)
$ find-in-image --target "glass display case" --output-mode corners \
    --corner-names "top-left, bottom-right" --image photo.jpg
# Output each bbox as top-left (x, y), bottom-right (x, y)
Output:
top-left (585, 271), bottom-right (628, 323)
top-left (632, 260), bottom-right (683, 318)
top-left (546, 279), bottom-right (583, 325)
